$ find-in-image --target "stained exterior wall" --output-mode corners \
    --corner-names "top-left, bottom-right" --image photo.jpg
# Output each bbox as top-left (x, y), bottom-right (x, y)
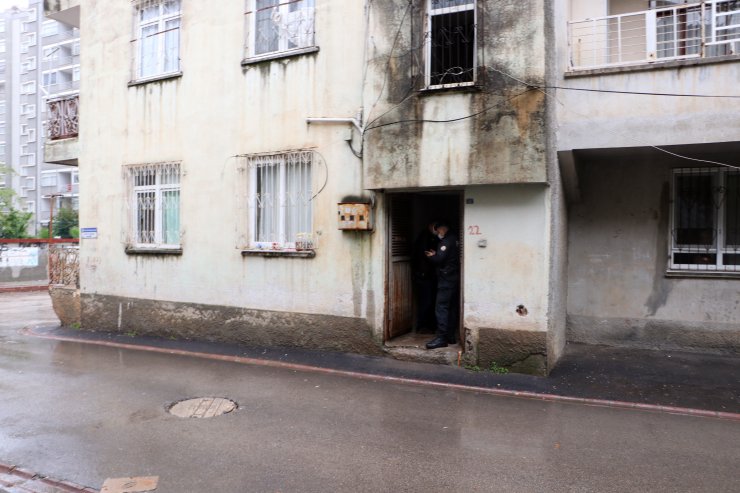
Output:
top-left (567, 154), bottom-right (740, 354)
top-left (73, 0), bottom-right (567, 374)
top-left (558, 1), bottom-right (740, 353)
top-left (363, 0), bottom-right (549, 188)
top-left (78, 0), bottom-right (385, 353)
top-left (559, 1), bottom-right (740, 151)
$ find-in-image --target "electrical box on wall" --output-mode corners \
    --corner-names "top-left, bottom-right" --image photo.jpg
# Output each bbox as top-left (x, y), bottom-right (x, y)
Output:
top-left (338, 203), bottom-right (373, 231)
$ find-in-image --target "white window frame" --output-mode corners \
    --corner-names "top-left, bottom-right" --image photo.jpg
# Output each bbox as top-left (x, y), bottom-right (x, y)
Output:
top-left (126, 162), bottom-right (182, 249)
top-left (43, 71), bottom-right (59, 87)
top-left (247, 150), bottom-right (313, 250)
top-left (71, 171), bottom-right (79, 184)
top-left (20, 154), bottom-right (36, 166)
top-left (21, 81), bottom-right (36, 94)
top-left (26, 128), bottom-right (36, 142)
top-left (72, 66), bottom-right (80, 82)
top-left (133, 0), bottom-right (182, 81)
top-left (245, 0), bottom-right (316, 59)
top-left (24, 177), bottom-right (36, 191)
top-left (72, 41), bottom-right (80, 56)
top-left (26, 32), bottom-right (37, 47)
top-left (24, 200), bottom-right (35, 213)
top-left (670, 167), bottom-right (740, 273)
top-left (42, 20), bottom-right (58, 37)
top-left (425, 0), bottom-right (477, 89)
top-left (22, 56), bottom-right (36, 71)
top-left (41, 173), bottom-right (57, 187)
top-left (22, 103), bottom-right (36, 116)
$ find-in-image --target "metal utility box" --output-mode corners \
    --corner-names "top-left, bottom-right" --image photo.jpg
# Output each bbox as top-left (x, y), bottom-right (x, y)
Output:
top-left (338, 203), bottom-right (373, 231)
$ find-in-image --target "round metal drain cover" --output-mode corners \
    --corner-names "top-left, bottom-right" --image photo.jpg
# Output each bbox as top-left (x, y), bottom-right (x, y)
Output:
top-left (168, 397), bottom-right (237, 418)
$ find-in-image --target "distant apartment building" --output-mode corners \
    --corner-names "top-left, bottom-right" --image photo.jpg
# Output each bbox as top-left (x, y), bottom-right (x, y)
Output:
top-left (0, 0), bottom-right (78, 234)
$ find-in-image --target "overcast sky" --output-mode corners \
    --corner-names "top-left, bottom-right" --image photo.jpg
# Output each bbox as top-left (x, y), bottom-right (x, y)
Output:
top-left (0, 0), bottom-right (29, 12)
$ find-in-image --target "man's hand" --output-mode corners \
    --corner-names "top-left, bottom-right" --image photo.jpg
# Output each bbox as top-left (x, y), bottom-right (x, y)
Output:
top-left (425, 249), bottom-right (436, 257)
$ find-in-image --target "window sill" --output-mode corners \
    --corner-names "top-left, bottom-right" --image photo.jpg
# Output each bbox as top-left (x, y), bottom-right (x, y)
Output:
top-left (125, 247), bottom-right (183, 256)
top-left (241, 249), bottom-right (316, 259)
top-left (418, 82), bottom-right (481, 95)
top-left (565, 54), bottom-right (740, 78)
top-left (665, 270), bottom-right (740, 280)
top-left (241, 46), bottom-right (320, 67)
top-left (128, 72), bottom-right (183, 87)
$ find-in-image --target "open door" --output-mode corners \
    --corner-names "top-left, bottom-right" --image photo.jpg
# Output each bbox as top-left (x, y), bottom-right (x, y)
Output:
top-left (386, 195), bottom-right (414, 341)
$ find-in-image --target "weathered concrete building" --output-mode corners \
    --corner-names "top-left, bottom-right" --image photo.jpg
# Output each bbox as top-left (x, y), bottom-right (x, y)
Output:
top-left (45, 0), bottom-right (739, 375)
top-left (559, 0), bottom-right (740, 353)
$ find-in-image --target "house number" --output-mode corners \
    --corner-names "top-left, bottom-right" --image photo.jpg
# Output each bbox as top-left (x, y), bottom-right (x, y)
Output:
top-left (468, 225), bottom-right (482, 236)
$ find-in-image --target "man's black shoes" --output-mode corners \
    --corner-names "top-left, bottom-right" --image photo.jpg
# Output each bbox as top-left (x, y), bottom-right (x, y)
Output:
top-left (425, 337), bottom-right (448, 350)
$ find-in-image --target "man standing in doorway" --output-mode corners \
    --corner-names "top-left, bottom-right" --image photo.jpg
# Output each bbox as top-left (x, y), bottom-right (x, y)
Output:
top-left (424, 221), bottom-right (460, 349)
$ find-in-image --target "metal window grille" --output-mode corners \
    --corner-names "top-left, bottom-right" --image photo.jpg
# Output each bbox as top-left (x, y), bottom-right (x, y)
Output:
top-left (568, 0), bottom-right (740, 70)
top-left (246, 150), bottom-right (313, 249)
top-left (426, 0), bottom-right (476, 88)
top-left (132, 0), bottom-right (182, 80)
top-left (126, 162), bottom-right (181, 247)
top-left (671, 167), bottom-right (740, 272)
top-left (245, 0), bottom-right (316, 58)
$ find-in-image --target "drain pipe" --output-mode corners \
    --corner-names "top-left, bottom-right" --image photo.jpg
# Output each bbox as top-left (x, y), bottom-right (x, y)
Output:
top-left (306, 111), bottom-right (364, 135)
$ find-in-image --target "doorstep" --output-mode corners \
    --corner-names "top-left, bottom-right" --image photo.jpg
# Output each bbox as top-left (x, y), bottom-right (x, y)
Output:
top-left (384, 332), bottom-right (461, 366)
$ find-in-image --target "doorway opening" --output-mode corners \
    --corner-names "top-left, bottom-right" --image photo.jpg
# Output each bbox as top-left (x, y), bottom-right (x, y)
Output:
top-left (385, 191), bottom-right (464, 355)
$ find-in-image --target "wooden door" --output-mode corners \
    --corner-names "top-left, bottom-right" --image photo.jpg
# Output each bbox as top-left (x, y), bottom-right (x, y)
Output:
top-left (386, 195), bottom-right (414, 341)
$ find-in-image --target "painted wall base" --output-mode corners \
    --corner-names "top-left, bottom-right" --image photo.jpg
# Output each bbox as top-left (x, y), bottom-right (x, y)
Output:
top-left (80, 294), bottom-right (384, 356)
top-left (476, 328), bottom-right (548, 376)
top-left (568, 315), bottom-right (740, 355)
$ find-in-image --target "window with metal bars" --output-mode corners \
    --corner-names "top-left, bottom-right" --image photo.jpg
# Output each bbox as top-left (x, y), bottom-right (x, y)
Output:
top-left (133, 0), bottom-right (182, 80)
top-left (671, 168), bottom-right (740, 272)
top-left (426, 0), bottom-right (476, 88)
top-left (247, 151), bottom-right (313, 250)
top-left (245, 0), bottom-right (316, 59)
top-left (127, 162), bottom-right (181, 248)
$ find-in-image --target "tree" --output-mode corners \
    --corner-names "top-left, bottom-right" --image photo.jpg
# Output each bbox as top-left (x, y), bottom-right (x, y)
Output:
top-left (52, 207), bottom-right (79, 238)
top-left (0, 208), bottom-right (33, 239)
top-left (0, 164), bottom-right (32, 238)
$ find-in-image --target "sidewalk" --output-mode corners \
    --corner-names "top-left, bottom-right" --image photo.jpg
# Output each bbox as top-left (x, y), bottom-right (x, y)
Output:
top-left (0, 281), bottom-right (48, 293)
top-left (26, 325), bottom-right (740, 417)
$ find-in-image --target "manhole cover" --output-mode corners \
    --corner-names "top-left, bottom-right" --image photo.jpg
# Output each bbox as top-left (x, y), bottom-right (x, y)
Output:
top-left (168, 397), bottom-right (237, 418)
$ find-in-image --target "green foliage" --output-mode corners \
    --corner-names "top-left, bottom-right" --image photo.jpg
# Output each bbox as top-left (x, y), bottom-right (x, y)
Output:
top-left (38, 227), bottom-right (50, 239)
top-left (0, 208), bottom-right (33, 238)
top-left (52, 207), bottom-right (79, 238)
top-left (488, 361), bottom-right (509, 374)
top-left (69, 226), bottom-right (80, 238)
top-left (464, 364), bottom-right (482, 372)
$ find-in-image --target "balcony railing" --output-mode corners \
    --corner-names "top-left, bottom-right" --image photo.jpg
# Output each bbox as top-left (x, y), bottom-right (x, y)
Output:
top-left (47, 94), bottom-right (78, 140)
top-left (568, 0), bottom-right (740, 70)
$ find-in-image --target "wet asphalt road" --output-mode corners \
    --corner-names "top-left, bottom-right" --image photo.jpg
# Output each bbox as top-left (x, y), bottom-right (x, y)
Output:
top-left (1, 292), bottom-right (739, 493)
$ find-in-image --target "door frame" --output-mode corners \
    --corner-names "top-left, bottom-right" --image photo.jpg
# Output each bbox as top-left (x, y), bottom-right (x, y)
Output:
top-left (383, 189), bottom-right (466, 345)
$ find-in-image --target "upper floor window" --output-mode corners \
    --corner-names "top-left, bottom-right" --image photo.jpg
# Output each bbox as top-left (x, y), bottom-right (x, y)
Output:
top-left (126, 162), bottom-right (181, 248)
top-left (42, 21), bottom-right (59, 37)
top-left (569, 0), bottom-right (740, 71)
top-left (245, 0), bottom-right (316, 59)
top-left (671, 167), bottom-right (740, 273)
top-left (426, 0), bottom-right (477, 88)
top-left (133, 0), bottom-right (182, 80)
top-left (245, 150), bottom-right (313, 250)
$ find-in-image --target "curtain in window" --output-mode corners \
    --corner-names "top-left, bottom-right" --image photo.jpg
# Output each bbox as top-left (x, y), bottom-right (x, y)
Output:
top-left (139, 24), bottom-right (159, 78)
top-left (162, 189), bottom-right (180, 245)
top-left (255, 160), bottom-right (280, 243)
top-left (164, 18), bottom-right (180, 73)
top-left (285, 154), bottom-right (312, 244)
top-left (255, 0), bottom-right (279, 55)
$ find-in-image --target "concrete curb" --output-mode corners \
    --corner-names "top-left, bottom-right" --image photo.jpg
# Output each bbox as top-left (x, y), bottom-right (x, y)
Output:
top-left (0, 463), bottom-right (97, 492)
top-left (21, 326), bottom-right (740, 423)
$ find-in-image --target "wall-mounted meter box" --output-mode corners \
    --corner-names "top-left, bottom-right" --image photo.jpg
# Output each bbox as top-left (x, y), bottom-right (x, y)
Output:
top-left (338, 203), bottom-right (373, 231)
